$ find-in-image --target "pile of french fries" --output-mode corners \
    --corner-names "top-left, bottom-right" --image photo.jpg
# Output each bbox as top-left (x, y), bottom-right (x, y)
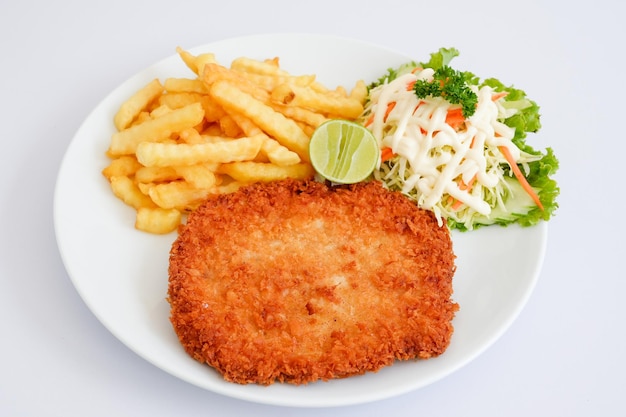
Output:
top-left (102, 47), bottom-right (368, 234)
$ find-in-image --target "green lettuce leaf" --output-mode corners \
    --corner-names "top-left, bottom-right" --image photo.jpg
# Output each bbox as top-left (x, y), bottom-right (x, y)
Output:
top-left (367, 48), bottom-right (560, 230)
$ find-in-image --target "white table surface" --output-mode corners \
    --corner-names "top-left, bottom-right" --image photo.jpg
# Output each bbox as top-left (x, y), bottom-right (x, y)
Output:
top-left (1, 1), bottom-right (623, 415)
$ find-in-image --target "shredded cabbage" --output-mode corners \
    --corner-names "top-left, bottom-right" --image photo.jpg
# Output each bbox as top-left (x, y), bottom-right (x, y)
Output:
top-left (362, 48), bottom-right (559, 231)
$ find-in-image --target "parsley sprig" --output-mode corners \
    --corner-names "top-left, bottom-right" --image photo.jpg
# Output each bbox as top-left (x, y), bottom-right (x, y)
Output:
top-left (413, 66), bottom-right (478, 118)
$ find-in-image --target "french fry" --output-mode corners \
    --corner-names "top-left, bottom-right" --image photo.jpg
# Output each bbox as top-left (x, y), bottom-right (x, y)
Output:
top-left (349, 79), bottom-right (368, 103)
top-left (194, 53), bottom-right (218, 75)
top-left (164, 78), bottom-right (209, 94)
top-left (105, 47), bottom-right (368, 234)
top-left (176, 46), bottom-right (217, 75)
top-left (202, 63), bottom-right (270, 103)
top-left (131, 111), bottom-right (152, 127)
top-left (202, 123), bottom-right (224, 136)
top-left (135, 166), bottom-right (180, 183)
top-left (270, 103), bottom-right (327, 128)
top-left (148, 181), bottom-right (211, 210)
top-left (136, 182), bottom-right (155, 196)
top-left (209, 80), bottom-right (310, 162)
top-left (135, 207), bottom-right (182, 234)
top-left (174, 164), bottom-right (218, 189)
top-left (211, 180), bottom-right (244, 195)
top-left (219, 161), bottom-right (314, 183)
top-left (225, 110), bottom-right (263, 137)
top-left (218, 114), bottom-right (243, 137)
top-left (271, 83), bottom-right (364, 119)
top-left (109, 176), bottom-right (157, 209)
top-left (102, 155), bottom-right (143, 180)
top-left (230, 56), bottom-right (290, 76)
top-left (260, 137), bottom-right (300, 166)
top-left (200, 96), bottom-right (227, 123)
top-left (149, 104), bottom-right (174, 118)
top-left (108, 102), bottom-right (204, 156)
top-left (176, 46), bottom-right (200, 74)
top-left (178, 127), bottom-right (204, 144)
top-left (113, 79), bottom-right (163, 131)
top-left (135, 134), bottom-right (265, 167)
top-left (158, 92), bottom-right (204, 110)
top-left (236, 72), bottom-right (316, 92)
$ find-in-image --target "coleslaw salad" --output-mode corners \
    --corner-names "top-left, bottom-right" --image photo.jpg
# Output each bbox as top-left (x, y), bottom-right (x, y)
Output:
top-left (361, 48), bottom-right (559, 231)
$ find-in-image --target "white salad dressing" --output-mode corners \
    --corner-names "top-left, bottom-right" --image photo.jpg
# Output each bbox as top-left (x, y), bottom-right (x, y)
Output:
top-left (364, 67), bottom-right (540, 227)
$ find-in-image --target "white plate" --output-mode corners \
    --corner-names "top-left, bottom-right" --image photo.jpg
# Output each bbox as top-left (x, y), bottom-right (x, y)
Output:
top-left (53, 34), bottom-right (547, 408)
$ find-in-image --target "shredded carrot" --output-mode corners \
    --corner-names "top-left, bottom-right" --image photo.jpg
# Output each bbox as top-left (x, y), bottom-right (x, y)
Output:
top-left (491, 91), bottom-right (508, 101)
top-left (450, 199), bottom-right (464, 211)
top-left (380, 147), bottom-right (395, 162)
top-left (498, 145), bottom-right (544, 210)
top-left (413, 100), bottom-right (426, 115)
top-left (384, 102), bottom-right (396, 121)
top-left (451, 174), bottom-right (477, 210)
top-left (364, 101), bottom-right (396, 127)
top-left (406, 80), bottom-right (416, 91)
top-left (445, 107), bottom-right (465, 130)
top-left (411, 67), bottom-right (423, 74)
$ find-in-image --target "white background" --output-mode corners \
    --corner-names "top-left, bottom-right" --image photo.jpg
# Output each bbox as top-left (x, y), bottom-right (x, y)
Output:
top-left (1, 0), bottom-right (623, 416)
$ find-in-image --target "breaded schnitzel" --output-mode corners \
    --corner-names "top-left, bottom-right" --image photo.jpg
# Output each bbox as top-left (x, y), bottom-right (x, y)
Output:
top-left (168, 179), bottom-right (458, 385)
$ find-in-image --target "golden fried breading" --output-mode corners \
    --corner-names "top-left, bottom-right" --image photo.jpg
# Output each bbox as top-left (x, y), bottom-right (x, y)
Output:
top-left (168, 179), bottom-right (458, 385)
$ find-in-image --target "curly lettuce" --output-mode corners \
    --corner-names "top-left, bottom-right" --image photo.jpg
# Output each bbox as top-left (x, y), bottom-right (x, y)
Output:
top-left (367, 48), bottom-right (560, 230)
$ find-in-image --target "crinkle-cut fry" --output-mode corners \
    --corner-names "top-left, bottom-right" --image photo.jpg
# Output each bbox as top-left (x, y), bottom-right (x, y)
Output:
top-left (271, 83), bottom-right (364, 119)
top-left (211, 180), bottom-right (244, 195)
top-left (135, 166), bottom-right (181, 183)
top-left (135, 207), bottom-right (181, 234)
top-left (218, 114), bottom-right (243, 137)
top-left (236, 72), bottom-right (316, 92)
top-left (225, 110), bottom-right (263, 137)
top-left (334, 85), bottom-right (348, 97)
top-left (194, 53), bottom-right (219, 76)
top-left (209, 80), bottom-right (310, 162)
top-left (150, 104), bottom-right (174, 118)
top-left (219, 161), bottom-right (314, 183)
top-left (176, 46), bottom-right (217, 75)
top-left (113, 78), bottom-right (163, 131)
top-left (130, 111), bottom-right (152, 127)
top-left (158, 92), bottom-right (204, 110)
top-left (201, 63), bottom-right (270, 103)
top-left (176, 47), bottom-right (199, 74)
top-left (136, 134), bottom-right (265, 167)
top-left (296, 121), bottom-right (315, 137)
top-left (270, 103), bottom-right (327, 128)
top-left (196, 134), bottom-right (231, 144)
top-left (202, 123), bottom-right (224, 137)
top-left (264, 57), bottom-right (280, 66)
top-left (349, 79), bottom-right (368, 103)
top-left (148, 180), bottom-right (212, 210)
top-left (102, 155), bottom-right (143, 180)
top-left (199, 96), bottom-right (227, 123)
top-left (164, 78), bottom-right (209, 94)
top-left (108, 103), bottom-right (204, 156)
top-left (109, 176), bottom-right (157, 209)
top-left (174, 164), bottom-right (218, 189)
top-left (230, 56), bottom-right (290, 76)
top-left (261, 136), bottom-right (300, 166)
top-left (136, 182), bottom-right (155, 196)
top-left (178, 127), bottom-right (203, 144)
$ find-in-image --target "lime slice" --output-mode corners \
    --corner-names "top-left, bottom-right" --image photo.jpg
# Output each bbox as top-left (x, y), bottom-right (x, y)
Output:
top-left (308, 120), bottom-right (379, 184)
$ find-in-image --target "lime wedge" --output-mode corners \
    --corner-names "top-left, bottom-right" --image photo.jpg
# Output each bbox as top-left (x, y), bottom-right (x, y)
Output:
top-left (308, 120), bottom-right (379, 184)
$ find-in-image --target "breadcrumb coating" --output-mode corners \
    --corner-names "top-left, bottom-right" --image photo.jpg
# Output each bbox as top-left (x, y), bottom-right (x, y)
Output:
top-left (168, 179), bottom-right (458, 385)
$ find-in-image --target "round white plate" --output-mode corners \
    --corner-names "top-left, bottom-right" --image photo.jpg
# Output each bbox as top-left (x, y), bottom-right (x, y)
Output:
top-left (53, 34), bottom-right (547, 408)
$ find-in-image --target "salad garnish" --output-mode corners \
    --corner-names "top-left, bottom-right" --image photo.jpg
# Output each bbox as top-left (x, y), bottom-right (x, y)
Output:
top-left (362, 48), bottom-right (559, 231)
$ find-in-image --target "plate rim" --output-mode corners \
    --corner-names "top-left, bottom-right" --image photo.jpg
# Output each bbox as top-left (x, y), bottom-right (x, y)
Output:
top-left (53, 33), bottom-right (549, 408)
